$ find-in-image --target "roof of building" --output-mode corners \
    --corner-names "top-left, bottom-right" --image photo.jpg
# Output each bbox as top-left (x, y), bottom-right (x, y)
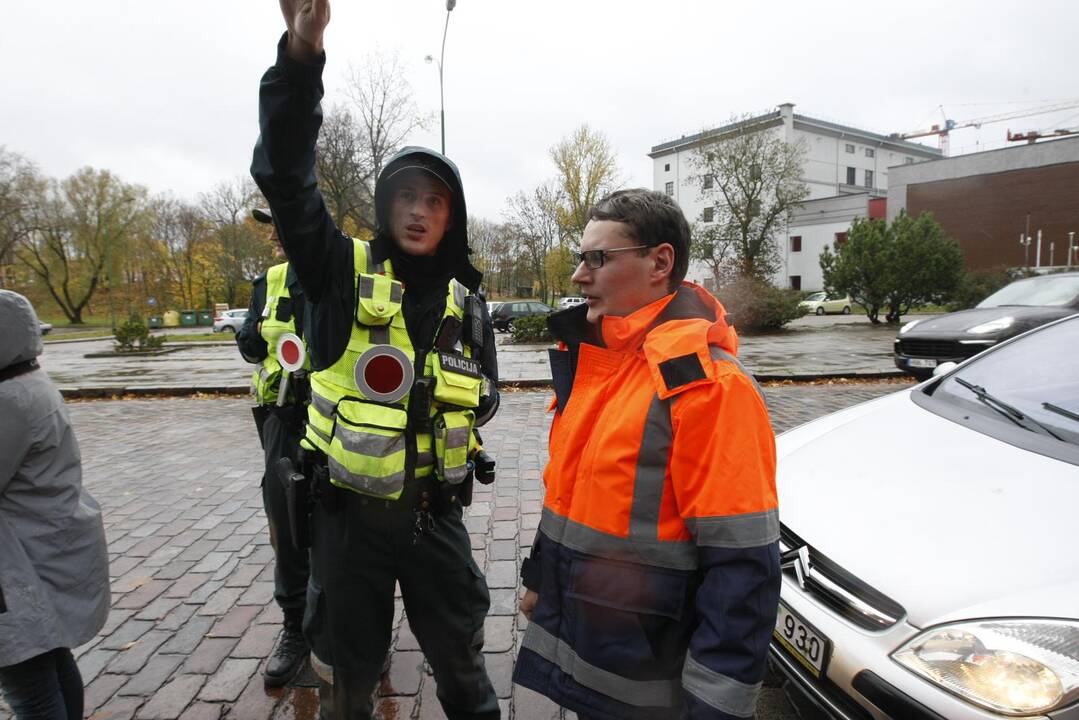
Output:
top-left (649, 108), bottom-right (944, 158)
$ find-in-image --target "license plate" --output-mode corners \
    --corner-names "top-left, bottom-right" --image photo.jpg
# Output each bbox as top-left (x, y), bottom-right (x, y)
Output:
top-left (908, 358), bottom-right (937, 368)
top-left (774, 602), bottom-right (831, 678)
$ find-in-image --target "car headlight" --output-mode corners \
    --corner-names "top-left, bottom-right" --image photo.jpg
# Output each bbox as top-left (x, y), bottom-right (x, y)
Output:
top-left (967, 316), bottom-right (1015, 335)
top-left (892, 619), bottom-right (1079, 715)
top-left (898, 319), bottom-right (921, 335)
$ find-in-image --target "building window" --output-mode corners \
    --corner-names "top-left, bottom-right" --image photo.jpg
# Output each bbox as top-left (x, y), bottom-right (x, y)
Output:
top-left (905, 156), bottom-right (914, 164)
top-left (790, 235), bottom-right (802, 252)
top-left (864, 170), bottom-right (874, 188)
top-left (865, 148), bottom-right (875, 158)
top-left (664, 163), bottom-right (671, 172)
top-left (789, 275), bottom-right (802, 290)
top-left (665, 181), bottom-right (674, 196)
top-left (846, 167), bottom-right (856, 185)
top-left (702, 207), bottom-right (714, 223)
top-left (835, 232), bottom-right (848, 247)
top-left (703, 174), bottom-right (714, 189)
top-left (845, 143), bottom-right (855, 154)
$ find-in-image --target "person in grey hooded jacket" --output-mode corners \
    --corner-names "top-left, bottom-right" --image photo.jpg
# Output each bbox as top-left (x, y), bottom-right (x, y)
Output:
top-left (0, 290), bottom-right (110, 719)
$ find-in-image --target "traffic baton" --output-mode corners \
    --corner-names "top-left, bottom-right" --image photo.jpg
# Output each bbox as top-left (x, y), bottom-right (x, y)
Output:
top-left (275, 333), bottom-right (306, 407)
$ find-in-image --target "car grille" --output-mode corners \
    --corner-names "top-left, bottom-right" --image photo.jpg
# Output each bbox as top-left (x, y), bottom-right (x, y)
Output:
top-left (896, 339), bottom-right (983, 359)
top-left (780, 525), bottom-right (905, 631)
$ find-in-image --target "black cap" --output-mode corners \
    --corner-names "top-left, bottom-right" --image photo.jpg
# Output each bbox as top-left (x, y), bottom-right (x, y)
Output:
top-left (252, 208), bottom-right (273, 224)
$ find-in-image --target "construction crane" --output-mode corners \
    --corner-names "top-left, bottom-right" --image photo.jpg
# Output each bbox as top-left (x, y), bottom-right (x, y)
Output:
top-left (891, 100), bottom-right (1079, 156)
top-left (1007, 127), bottom-right (1079, 143)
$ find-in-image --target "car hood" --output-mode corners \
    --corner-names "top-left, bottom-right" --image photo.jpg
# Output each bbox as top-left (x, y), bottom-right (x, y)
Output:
top-left (903, 306), bottom-right (1074, 336)
top-left (777, 389), bottom-right (1079, 628)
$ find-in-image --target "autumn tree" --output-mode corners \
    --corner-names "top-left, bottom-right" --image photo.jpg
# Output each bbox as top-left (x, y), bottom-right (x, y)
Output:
top-left (0, 148), bottom-right (41, 286)
top-left (200, 177), bottom-right (270, 307)
top-left (549, 125), bottom-right (623, 246)
top-left (16, 168), bottom-right (144, 324)
top-left (689, 115), bottom-right (809, 280)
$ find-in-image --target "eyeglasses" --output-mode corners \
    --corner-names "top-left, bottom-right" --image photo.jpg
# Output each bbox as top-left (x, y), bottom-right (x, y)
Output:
top-left (574, 245), bottom-right (651, 270)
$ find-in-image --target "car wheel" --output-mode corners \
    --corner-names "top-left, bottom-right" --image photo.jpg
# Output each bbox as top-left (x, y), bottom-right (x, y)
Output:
top-left (507, 319), bottom-right (516, 333)
top-left (815, 307), bottom-right (825, 316)
top-left (842, 306), bottom-right (851, 315)
top-left (223, 325), bottom-right (236, 334)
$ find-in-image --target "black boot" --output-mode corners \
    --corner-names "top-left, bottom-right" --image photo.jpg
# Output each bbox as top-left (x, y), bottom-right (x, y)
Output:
top-left (264, 617), bottom-right (310, 687)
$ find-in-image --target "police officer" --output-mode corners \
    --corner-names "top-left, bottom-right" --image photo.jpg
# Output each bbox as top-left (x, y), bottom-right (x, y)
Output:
top-left (251, 1), bottom-right (501, 718)
top-left (236, 208), bottom-right (311, 687)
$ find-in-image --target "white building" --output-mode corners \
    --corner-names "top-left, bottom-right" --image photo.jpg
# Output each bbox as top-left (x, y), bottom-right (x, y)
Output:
top-left (649, 104), bottom-right (941, 290)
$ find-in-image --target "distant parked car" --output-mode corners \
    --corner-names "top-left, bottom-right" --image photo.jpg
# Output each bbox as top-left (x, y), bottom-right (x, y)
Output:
top-left (558, 296), bottom-right (585, 309)
top-left (490, 301), bottom-right (554, 332)
top-left (213, 309), bottom-right (248, 333)
top-left (799, 291), bottom-right (852, 315)
top-left (895, 271), bottom-right (1079, 378)
top-left (486, 301), bottom-right (504, 317)
top-left (38, 321), bottom-right (53, 336)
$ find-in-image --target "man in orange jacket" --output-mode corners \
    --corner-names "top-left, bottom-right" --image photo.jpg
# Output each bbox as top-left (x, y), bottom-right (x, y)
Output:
top-left (513, 189), bottom-right (781, 720)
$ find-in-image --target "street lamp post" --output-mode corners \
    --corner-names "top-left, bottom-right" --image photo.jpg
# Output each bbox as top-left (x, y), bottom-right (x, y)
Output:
top-left (426, 0), bottom-right (456, 155)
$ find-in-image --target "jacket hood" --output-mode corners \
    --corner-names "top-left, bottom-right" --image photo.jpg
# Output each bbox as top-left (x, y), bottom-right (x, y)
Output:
top-left (0, 290), bottom-right (43, 370)
top-left (374, 146), bottom-right (481, 291)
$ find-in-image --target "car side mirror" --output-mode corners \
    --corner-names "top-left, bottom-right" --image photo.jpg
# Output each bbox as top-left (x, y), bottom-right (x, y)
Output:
top-left (932, 361), bottom-right (958, 377)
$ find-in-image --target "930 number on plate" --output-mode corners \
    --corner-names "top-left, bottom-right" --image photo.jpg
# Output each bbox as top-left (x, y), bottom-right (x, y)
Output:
top-left (773, 602), bottom-right (830, 678)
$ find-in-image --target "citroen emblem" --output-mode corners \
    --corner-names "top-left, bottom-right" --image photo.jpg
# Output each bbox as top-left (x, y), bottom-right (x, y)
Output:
top-left (780, 545), bottom-right (811, 590)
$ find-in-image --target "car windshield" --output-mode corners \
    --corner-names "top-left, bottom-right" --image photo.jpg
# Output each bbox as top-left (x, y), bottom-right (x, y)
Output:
top-left (805, 292), bottom-right (826, 301)
top-left (936, 316), bottom-right (1079, 444)
top-left (977, 275), bottom-right (1079, 308)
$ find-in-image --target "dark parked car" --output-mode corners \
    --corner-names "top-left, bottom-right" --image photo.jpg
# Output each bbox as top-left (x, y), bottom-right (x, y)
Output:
top-left (38, 321), bottom-right (53, 335)
top-left (895, 272), bottom-right (1079, 378)
top-left (490, 300), bottom-right (554, 332)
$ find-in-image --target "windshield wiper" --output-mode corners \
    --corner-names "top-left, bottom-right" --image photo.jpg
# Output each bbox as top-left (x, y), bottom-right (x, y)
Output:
top-left (953, 376), bottom-right (1063, 441)
top-left (1043, 402), bottom-right (1079, 425)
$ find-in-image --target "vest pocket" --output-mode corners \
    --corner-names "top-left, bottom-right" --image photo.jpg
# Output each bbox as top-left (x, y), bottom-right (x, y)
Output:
top-left (434, 410), bottom-right (475, 484)
top-left (327, 399), bottom-right (408, 498)
top-left (432, 352), bottom-right (482, 408)
top-left (356, 273), bottom-right (403, 327)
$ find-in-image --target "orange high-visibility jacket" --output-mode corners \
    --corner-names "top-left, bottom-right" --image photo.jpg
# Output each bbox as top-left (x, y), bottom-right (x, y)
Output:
top-left (513, 283), bottom-right (781, 720)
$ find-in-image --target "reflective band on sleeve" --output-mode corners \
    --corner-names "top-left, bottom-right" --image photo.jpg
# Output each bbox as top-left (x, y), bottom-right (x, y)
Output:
top-left (709, 345), bottom-right (765, 404)
top-left (539, 507), bottom-right (697, 571)
top-left (681, 653), bottom-right (761, 718)
top-left (522, 623), bottom-right (679, 708)
top-left (684, 509), bottom-right (780, 549)
top-left (310, 391), bottom-right (337, 422)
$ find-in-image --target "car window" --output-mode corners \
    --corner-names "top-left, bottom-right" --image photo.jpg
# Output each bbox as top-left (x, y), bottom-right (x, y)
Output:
top-left (511, 303), bottom-right (524, 312)
top-left (934, 317), bottom-right (1079, 445)
top-left (806, 292), bottom-right (826, 302)
top-left (978, 275), bottom-right (1079, 308)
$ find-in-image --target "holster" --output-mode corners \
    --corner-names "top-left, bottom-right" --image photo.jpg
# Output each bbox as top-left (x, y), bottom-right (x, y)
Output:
top-left (276, 457), bottom-right (312, 550)
top-left (251, 405), bottom-right (272, 449)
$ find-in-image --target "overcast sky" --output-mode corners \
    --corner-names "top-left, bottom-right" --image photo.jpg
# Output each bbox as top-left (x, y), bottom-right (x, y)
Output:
top-left (4, 0), bottom-right (1078, 221)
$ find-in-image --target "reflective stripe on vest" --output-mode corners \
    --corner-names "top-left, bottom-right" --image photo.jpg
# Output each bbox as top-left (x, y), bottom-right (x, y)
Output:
top-left (252, 262), bottom-right (307, 405)
top-left (304, 238), bottom-right (482, 499)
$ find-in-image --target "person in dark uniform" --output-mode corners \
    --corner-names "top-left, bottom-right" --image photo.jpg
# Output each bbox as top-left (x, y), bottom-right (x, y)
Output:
top-left (251, 1), bottom-right (501, 718)
top-left (236, 209), bottom-right (311, 687)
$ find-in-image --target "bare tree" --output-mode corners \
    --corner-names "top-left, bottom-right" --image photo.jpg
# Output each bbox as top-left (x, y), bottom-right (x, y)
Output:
top-left (316, 105), bottom-right (372, 235)
top-left (689, 115), bottom-right (809, 281)
top-left (0, 149), bottom-right (42, 285)
top-left (200, 177), bottom-right (269, 307)
top-left (504, 183), bottom-right (564, 304)
top-left (549, 125), bottom-right (623, 246)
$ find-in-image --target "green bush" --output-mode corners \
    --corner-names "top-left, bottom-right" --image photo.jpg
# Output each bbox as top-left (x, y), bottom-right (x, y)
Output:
top-left (947, 266), bottom-right (1036, 311)
top-left (114, 313), bottom-right (163, 351)
top-left (714, 276), bottom-right (807, 331)
top-left (509, 314), bottom-right (553, 343)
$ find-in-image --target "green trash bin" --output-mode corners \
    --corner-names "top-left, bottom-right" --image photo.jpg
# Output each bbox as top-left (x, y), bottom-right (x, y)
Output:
top-left (197, 310), bottom-right (214, 326)
top-left (180, 310), bottom-right (197, 327)
top-left (148, 315), bottom-right (163, 329)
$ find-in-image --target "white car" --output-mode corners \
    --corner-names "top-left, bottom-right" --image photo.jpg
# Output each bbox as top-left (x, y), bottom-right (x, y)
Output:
top-left (212, 308), bottom-right (248, 333)
top-left (799, 292), bottom-right (853, 315)
top-left (771, 314), bottom-right (1079, 719)
top-left (558, 296), bottom-right (585, 309)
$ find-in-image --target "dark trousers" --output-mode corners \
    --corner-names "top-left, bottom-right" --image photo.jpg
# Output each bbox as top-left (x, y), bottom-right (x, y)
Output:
top-left (306, 482), bottom-right (499, 720)
top-left (0, 648), bottom-right (83, 720)
top-left (260, 409), bottom-right (310, 623)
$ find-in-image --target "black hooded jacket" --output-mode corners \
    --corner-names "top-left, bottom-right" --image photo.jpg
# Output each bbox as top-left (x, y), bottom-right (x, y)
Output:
top-left (251, 34), bottom-right (498, 407)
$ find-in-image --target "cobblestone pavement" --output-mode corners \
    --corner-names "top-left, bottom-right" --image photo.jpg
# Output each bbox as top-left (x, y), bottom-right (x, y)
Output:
top-left (0, 381), bottom-right (912, 719)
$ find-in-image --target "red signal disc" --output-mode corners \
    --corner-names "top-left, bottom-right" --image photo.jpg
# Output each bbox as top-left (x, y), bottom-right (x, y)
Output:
top-left (354, 345), bottom-right (414, 403)
top-left (366, 354), bottom-right (405, 394)
top-left (280, 339), bottom-right (301, 366)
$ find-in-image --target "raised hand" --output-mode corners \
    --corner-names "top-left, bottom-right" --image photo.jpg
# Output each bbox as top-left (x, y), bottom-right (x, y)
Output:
top-left (278, 0), bottom-right (330, 62)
